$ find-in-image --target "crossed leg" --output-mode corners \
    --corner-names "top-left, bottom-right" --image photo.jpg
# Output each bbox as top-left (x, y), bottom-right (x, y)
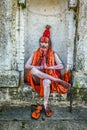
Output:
top-left (43, 79), bottom-right (51, 109)
top-left (43, 79), bottom-right (53, 117)
top-left (31, 67), bottom-right (71, 88)
top-left (31, 67), bottom-right (70, 117)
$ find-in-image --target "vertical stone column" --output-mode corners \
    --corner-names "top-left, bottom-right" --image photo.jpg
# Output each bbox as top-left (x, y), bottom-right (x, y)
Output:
top-left (76, 0), bottom-right (87, 72)
top-left (16, 5), bottom-right (25, 86)
top-left (67, 10), bottom-right (75, 70)
top-left (66, 0), bottom-right (77, 70)
top-left (0, 0), bottom-right (13, 70)
top-left (0, 0), bottom-right (19, 88)
top-left (73, 0), bottom-right (87, 89)
top-left (0, 0), bottom-right (19, 101)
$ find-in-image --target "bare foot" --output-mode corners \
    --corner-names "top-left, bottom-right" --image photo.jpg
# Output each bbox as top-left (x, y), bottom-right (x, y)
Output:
top-left (57, 79), bottom-right (71, 89)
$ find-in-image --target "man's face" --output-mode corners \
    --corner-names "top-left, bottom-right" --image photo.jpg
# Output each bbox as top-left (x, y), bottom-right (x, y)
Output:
top-left (40, 42), bottom-right (49, 54)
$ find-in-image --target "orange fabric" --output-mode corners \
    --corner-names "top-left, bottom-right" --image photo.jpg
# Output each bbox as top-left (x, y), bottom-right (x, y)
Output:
top-left (25, 48), bottom-right (71, 97)
top-left (62, 70), bottom-right (71, 82)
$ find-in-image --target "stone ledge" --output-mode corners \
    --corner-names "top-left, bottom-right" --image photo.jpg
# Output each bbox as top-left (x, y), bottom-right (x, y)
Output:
top-left (0, 70), bottom-right (19, 87)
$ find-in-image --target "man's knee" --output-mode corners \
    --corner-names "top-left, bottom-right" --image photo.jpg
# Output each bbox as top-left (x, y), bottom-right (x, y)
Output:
top-left (31, 67), bottom-right (39, 75)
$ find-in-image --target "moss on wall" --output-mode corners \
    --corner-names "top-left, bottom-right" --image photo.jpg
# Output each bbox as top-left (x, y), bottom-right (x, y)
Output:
top-left (76, 57), bottom-right (85, 70)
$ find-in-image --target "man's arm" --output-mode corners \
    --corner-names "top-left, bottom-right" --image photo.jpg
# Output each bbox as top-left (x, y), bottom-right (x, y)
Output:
top-left (46, 53), bottom-right (64, 70)
top-left (25, 53), bottom-right (34, 69)
top-left (25, 53), bottom-right (43, 70)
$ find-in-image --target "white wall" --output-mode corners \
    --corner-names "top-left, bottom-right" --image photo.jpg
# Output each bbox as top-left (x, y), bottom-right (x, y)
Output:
top-left (24, 0), bottom-right (68, 70)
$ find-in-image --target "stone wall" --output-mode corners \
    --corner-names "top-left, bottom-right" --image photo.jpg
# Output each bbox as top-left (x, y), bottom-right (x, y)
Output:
top-left (76, 0), bottom-right (87, 71)
top-left (25, 0), bottom-right (68, 67)
top-left (0, 0), bottom-right (12, 70)
top-left (0, 0), bottom-right (20, 102)
top-left (73, 0), bottom-right (87, 89)
top-left (24, 0), bottom-right (76, 71)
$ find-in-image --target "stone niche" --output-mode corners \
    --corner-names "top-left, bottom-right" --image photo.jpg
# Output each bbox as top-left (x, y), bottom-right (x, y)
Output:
top-left (24, 0), bottom-right (76, 72)
top-left (23, 0), bottom-right (77, 103)
top-left (0, 0), bottom-right (77, 102)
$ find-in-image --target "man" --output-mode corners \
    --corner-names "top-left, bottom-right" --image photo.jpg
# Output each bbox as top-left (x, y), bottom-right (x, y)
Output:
top-left (25, 25), bottom-right (71, 119)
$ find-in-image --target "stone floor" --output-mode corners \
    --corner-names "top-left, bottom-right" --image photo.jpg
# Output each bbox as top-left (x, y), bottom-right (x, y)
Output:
top-left (0, 105), bottom-right (87, 130)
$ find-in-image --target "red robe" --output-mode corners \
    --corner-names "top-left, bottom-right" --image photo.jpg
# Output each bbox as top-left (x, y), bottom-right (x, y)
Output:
top-left (25, 48), bottom-right (71, 97)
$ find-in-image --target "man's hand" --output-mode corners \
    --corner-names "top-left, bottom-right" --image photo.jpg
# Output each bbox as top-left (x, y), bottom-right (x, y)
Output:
top-left (43, 64), bottom-right (48, 69)
top-left (40, 65), bottom-right (44, 69)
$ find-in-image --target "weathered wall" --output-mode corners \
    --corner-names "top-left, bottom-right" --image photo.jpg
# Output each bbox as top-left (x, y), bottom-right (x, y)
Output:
top-left (24, 0), bottom-right (76, 72)
top-left (73, 0), bottom-right (87, 90)
top-left (76, 0), bottom-right (87, 71)
top-left (0, 0), bottom-right (19, 101)
top-left (0, 0), bottom-right (12, 70)
top-left (25, 0), bottom-right (68, 67)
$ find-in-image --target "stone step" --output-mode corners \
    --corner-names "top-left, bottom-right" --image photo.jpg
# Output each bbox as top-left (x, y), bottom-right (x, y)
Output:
top-left (0, 106), bottom-right (87, 121)
top-left (0, 106), bottom-right (87, 130)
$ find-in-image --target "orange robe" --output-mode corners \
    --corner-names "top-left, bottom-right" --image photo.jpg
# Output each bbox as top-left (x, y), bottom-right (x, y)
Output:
top-left (25, 48), bottom-right (71, 97)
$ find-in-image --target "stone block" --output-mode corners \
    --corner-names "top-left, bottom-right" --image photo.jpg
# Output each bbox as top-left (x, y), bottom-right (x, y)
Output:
top-left (0, 71), bottom-right (19, 87)
top-left (68, 71), bottom-right (87, 103)
top-left (73, 71), bottom-right (87, 88)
